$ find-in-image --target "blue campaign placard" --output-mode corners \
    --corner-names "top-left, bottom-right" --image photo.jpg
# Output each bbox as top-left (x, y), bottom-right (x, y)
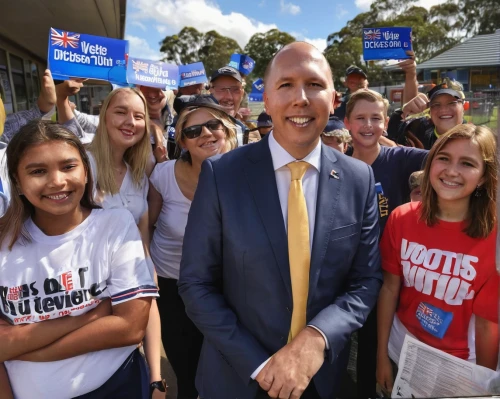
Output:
top-left (249, 78), bottom-right (264, 102)
top-left (252, 78), bottom-right (264, 92)
top-left (127, 57), bottom-right (179, 90)
top-left (178, 62), bottom-right (207, 88)
top-left (48, 28), bottom-right (129, 85)
top-left (363, 27), bottom-right (412, 61)
top-left (229, 54), bottom-right (255, 75)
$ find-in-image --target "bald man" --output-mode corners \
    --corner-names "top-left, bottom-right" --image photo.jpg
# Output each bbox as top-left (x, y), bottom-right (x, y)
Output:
top-left (178, 42), bottom-right (382, 399)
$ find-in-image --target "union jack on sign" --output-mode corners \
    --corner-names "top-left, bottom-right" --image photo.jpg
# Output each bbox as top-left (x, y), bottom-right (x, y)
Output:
top-left (418, 303), bottom-right (433, 316)
top-left (51, 28), bottom-right (80, 49)
top-left (364, 29), bottom-right (381, 40)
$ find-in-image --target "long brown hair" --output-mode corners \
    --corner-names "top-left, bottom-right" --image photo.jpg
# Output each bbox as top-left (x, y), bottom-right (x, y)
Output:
top-left (87, 88), bottom-right (151, 194)
top-left (0, 120), bottom-right (100, 250)
top-left (420, 124), bottom-right (497, 238)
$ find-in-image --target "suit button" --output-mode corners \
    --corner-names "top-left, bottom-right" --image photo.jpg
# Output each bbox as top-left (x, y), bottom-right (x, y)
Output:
top-left (286, 307), bottom-right (291, 313)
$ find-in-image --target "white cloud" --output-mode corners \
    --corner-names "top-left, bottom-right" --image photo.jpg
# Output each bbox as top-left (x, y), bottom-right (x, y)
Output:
top-left (337, 4), bottom-right (349, 19)
top-left (130, 21), bottom-right (147, 31)
top-left (129, 0), bottom-right (277, 49)
top-left (304, 37), bottom-right (327, 51)
top-left (126, 35), bottom-right (163, 60)
top-left (280, 0), bottom-right (301, 15)
top-left (291, 31), bottom-right (327, 52)
top-left (355, 0), bottom-right (373, 11)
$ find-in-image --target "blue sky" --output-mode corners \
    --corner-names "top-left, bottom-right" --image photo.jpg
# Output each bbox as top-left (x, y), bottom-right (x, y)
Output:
top-left (125, 0), bottom-right (444, 61)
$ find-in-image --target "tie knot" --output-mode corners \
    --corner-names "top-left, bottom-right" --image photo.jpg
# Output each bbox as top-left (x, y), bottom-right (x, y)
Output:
top-left (287, 161), bottom-right (310, 181)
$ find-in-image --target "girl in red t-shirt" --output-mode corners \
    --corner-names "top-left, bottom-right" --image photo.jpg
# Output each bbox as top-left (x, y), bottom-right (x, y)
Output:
top-left (376, 124), bottom-right (499, 396)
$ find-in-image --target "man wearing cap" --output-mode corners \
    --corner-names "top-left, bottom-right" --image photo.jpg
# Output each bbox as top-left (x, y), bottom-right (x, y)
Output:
top-left (333, 66), bottom-right (368, 121)
top-left (395, 82), bottom-right (466, 150)
top-left (209, 66), bottom-right (249, 146)
top-left (247, 112), bottom-right (273, 143)
top-left (321, 116), bottom-right (351, 153)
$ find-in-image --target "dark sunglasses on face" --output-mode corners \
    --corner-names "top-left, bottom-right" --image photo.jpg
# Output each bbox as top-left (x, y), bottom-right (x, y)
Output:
top-left (181, 119), bottom-right (224, 139)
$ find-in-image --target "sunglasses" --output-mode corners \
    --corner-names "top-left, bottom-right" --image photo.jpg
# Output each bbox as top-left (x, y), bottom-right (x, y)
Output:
top-left (181, 119), bottom-right (224, 139)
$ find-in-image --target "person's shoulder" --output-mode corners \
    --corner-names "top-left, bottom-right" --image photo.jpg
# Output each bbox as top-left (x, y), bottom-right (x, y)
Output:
top-left (91, 208), bottom-right (135, 229)
top-left (391, 201), bottom-right (421, 222)
top-left (153, 159), bottom-right (176, 174)
top-left (210, 140), bottom-right (263, 168)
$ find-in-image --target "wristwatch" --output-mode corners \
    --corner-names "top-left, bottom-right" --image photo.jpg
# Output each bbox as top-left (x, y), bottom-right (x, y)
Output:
top-left (150, 379), bottom-right (167, 397)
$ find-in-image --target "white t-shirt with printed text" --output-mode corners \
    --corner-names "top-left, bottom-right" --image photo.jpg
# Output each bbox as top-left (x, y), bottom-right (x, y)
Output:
top-left (1, 208), bottom-right (158, 399)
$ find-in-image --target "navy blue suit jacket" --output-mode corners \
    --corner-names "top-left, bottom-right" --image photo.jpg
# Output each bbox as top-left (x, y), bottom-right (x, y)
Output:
top-left (178, 135), bottom-right (382, 399)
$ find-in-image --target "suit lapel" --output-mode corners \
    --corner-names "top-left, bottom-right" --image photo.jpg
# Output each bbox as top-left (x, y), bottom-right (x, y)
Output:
top-left (243, 136), bottom-right (292, 301)
top-left (309, 145), bottom-right (341, 300)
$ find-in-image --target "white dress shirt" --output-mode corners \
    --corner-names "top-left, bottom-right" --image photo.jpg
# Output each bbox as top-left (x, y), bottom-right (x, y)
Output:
top-left (251, 132), bottom-right (328, 379)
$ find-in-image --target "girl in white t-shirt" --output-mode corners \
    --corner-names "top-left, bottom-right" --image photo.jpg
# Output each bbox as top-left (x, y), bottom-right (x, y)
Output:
top-left (57, 87), bottom-right (166, 398)
top-left (0, 120), bottom-right (157, 399)
top-left (148, 97), bottom-right (238, 398)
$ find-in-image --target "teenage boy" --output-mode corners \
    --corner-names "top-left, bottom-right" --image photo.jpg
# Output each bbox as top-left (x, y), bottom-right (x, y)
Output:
top-left (344, 89), bottom-right (427, 398)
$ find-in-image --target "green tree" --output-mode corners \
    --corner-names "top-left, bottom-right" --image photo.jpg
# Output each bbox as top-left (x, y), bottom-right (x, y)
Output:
top-left (324, 0), bottom-right (467, 87)
top-left (458, 0), bottom-right (500, 35)
top-left (159, 27), bottom-right (242, 76)
top-left (244, 29), bottom-right (296, 79)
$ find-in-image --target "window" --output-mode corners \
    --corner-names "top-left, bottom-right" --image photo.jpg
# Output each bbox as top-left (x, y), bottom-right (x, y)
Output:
top-left (0, 49), bottom-right (14, 114)
top-left (10, 54), bottom-right (28, 111)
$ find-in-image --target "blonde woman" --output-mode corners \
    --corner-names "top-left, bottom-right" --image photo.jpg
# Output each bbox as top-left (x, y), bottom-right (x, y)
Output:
top-left (148, 95), bottom-right (237, 399)
top-left (57, 88), bottom-right (166, 398)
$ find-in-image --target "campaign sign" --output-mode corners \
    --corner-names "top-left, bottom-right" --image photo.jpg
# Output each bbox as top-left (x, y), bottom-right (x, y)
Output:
top-left (229, 54), bottom-right (255, 75)
top-left (48, 28), bottom-right (128, 85)
top-left (178, 62), bottom-right (207, 88)
top-left (252, 78), bottom-right (264, 93)
top-left (362, 27), bottom-right (412, 61)
top-left (249, 78), bottom-right (264, 102)
top-left (127, 57), bottom-right (179, 90)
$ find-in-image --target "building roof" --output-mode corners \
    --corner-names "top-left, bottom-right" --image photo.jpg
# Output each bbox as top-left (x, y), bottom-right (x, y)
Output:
top-left (416, 30), bottom-right (500, 70)
top-left (0, 0), bottom-right (126, 63)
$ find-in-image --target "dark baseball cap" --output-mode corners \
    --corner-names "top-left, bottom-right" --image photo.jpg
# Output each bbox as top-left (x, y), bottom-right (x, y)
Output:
top-left (174, 94), bottom-right (241, 127)
top-left (346, 65), bottom-right (367, 78)
top-left (322, 116), bottom-right (348, 136)
top-left (427, 84), bottom-right (462, 101)
top-left (210, 66), bottom-right (242, 84)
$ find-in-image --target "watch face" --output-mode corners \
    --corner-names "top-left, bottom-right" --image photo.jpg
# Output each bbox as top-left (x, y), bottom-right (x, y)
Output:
top-left (150, 380), bottom-right (167, 392)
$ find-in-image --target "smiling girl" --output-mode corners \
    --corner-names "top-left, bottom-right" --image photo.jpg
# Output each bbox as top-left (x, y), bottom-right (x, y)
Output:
top-left (0, 120), bottom-right (157, 398)
top-left (376, 124), bottom-right (499, 395)
top-left (57, 87), bottom-right (166, 397)
top-left (148, 95), bottom-right (237, 398)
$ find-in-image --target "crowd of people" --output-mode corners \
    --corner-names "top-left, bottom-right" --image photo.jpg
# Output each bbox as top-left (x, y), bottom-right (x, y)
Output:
top-left (0, 40), bottom-right (497, 399)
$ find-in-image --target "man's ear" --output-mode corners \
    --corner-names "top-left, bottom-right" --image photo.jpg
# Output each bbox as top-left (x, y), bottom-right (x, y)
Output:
top-left (330, 89), bottom-right (336, 114)
top-left (263, 91), bottom-right (270, 117)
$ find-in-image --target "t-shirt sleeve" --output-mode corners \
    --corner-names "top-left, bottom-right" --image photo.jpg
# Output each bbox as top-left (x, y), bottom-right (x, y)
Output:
top-left (380, 210), bottom-right (402, 276)
top-left (404, 147), bottom-right (428, 175)
top-left (108, 213), bottom-right (158, 304)
top-left (472, 262), bottom-right (499, 323)
top-left (149, 162), bottom-right (168, 198)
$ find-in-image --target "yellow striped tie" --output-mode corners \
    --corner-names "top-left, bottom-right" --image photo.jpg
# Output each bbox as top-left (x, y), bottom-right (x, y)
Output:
top-left (286, 161), bottom-right (310, 342)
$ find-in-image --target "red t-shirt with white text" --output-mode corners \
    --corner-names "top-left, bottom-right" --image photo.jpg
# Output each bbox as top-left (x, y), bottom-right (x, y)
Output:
top-left (381, 202), bottom-right (498, 360)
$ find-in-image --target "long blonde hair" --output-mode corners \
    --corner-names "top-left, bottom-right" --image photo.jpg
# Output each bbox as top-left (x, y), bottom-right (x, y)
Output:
top-left (88, 88), bottom-right (151, 194)
top-left (420, 124), bottom-right (497, 238)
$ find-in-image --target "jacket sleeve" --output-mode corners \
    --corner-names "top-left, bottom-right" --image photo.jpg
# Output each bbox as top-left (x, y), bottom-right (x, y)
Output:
top-left (178, 159), bottom-right (270, 383)
top-left (308, 164), bottom-right (382, 363)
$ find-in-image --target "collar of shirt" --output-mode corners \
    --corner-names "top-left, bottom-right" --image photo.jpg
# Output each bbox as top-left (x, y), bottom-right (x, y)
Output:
top-left (268, 131), bottom-right (322, 172)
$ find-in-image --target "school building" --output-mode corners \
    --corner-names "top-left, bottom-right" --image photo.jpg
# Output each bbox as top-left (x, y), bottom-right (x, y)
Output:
top-left (416, 29), bottom-right (500, 95)
top-left (0, 0), bottom-right (126, 114)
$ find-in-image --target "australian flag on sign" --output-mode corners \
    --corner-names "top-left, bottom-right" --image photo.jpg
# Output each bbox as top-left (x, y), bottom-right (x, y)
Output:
top-left (50, 28), bottom-right (80, 49)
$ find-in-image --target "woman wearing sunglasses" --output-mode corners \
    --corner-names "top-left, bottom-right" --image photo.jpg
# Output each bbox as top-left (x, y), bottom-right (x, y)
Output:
top-left (148, 96), bottom-right (237, 399)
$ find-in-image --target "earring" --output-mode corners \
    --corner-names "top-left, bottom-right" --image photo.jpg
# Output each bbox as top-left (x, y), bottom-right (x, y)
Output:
top-left (474, 185), bottom-right (482, 197)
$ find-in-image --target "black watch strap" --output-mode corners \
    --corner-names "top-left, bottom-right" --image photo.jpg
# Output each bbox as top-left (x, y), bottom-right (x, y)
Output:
top-left (150, 379), bottom-right (167, 393)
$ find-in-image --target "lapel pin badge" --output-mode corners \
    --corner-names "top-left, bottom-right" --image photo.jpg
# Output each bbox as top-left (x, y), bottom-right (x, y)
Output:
top-left (330, 169), bottom-right (340, 180)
